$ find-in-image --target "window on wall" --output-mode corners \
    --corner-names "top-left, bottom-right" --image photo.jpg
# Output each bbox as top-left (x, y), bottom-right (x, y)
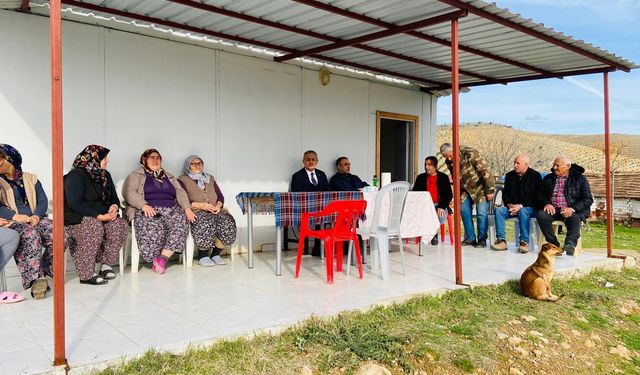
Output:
top-left (376, 111), bottom-right (419, 184)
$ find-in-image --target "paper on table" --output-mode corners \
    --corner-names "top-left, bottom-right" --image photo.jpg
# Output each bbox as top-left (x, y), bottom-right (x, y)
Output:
top-left (380, 172), bottom-right (391, 187)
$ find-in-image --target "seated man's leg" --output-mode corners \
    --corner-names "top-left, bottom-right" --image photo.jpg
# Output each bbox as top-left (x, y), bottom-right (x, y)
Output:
top-left (460, 197), bottom-right (476, 243)
top-left (516, 207), bottom-right (535, 243)
top-left (562, 214), bottom-right (582, 254)
top-left (494, 206), bottom-right (509, 241)
top-left (536, 209), bottom-right (560, 247)
top-left (475, 200), bottom-right (489, 246)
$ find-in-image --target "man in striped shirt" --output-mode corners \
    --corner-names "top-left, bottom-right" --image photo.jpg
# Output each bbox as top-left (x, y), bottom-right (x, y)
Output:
top-left (537, 155), bottom-right (593, 256)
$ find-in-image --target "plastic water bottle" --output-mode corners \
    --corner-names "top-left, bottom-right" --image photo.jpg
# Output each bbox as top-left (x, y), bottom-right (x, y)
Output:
top-left (372, 174), bottom-right (378, 188)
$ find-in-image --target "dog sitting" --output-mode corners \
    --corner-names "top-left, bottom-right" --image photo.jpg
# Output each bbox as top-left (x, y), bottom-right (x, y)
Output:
top-left (520, 243), bottom-right (564, 302)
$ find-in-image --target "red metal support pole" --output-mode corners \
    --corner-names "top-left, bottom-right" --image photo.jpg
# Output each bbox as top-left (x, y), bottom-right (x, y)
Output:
top-left (451, 18), bottom-right (463, 285)
top-left (50, 0), bottom-right (67, 367)
top-left (603, 72), bottom-right (614, 258)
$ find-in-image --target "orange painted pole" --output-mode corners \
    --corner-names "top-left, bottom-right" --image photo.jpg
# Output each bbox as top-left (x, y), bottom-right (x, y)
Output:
top-left (603, 72), bottom-right (614, 258)
top-left (50, 0), bottom-right (67, 367)
top-left (451, 18), bottom-right (463, 284)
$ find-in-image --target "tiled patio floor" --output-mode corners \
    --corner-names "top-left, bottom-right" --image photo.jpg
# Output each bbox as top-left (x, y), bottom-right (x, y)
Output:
top-left (0, 241), bottom-right (622, 374)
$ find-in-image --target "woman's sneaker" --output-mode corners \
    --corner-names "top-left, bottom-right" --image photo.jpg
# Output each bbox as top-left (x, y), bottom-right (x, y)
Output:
top-left (198, 257), bottom-right (215, 267)
top-left (152, 257), bottom-right (167, 274)
top-left (211, 255), bottom-right (226, 265)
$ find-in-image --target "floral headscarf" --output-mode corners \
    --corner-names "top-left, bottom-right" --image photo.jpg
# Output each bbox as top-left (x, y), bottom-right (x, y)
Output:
top-left (0, 144), bottom-right (27, 205)
top-left (139, 148), bottom-right (166, 181)
top-left (72, 145), bottom-right (110, 200)
top-left (183, 155), bottom-right (210, 190)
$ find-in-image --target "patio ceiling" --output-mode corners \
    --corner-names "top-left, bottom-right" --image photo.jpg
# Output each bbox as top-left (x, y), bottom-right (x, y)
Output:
top-left (24, 0), bottom-right (638, 91)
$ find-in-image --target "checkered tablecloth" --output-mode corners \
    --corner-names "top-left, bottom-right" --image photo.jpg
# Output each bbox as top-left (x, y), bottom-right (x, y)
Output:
top-left (235, 191), bottom-right (363, 228)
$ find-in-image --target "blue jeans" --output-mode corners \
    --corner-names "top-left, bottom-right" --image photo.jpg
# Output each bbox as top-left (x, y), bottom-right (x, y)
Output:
top-left (495, 206), bottom-right (536, 243)
top-left (460, 198), bottom-right (489, 241)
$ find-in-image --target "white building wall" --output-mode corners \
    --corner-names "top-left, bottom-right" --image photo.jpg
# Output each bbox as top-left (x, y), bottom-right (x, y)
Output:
top-left (0, 10), bottom-right (437, 253)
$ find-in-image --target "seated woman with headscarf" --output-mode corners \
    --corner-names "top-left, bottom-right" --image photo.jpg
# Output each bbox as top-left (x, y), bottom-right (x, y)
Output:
top-left (178, 155), bottom-right (237, 266)
top-left (123, 149), bottom-right (196, 274)
top-left (0, 144), bottom-right (66, 299)
top-left (64, 145), bottom-right (128, 285)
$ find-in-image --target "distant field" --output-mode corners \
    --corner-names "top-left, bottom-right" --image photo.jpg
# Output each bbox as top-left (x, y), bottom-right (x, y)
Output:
top-left (436, 124), bottom-right (640, 174)
top-left (553, 134), bottom-right (640, 160)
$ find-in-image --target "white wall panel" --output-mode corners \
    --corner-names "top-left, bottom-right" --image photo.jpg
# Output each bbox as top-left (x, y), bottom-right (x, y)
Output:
top-left (104, 29), bottom-right (215, 183)
top-left (302, 69), bottom-right (369, 182)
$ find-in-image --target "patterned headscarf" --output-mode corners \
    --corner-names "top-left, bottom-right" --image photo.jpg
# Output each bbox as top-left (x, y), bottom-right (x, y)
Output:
top-left (139, 148), bottom-right (166, 181)
top-left (0, 144), bottom-right (27, 204)
top-left (183, 155), bottom-right (210, 190)
top-left (72, 145), bottom-right (110, 200)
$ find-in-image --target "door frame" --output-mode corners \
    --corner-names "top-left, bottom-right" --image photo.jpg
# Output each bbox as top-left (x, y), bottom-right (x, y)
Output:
top-left (375, 110), bottom-right (420, 182)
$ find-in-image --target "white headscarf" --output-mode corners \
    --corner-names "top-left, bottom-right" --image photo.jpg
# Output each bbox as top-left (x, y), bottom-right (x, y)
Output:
top-left (183, 155), bottom-right (210, 190)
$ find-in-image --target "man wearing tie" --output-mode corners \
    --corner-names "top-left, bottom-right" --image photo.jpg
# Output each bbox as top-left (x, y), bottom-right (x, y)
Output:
top-left (290, 150), bottom-right (329, 256)
top-left (291, 150), bottom-right (330, 192)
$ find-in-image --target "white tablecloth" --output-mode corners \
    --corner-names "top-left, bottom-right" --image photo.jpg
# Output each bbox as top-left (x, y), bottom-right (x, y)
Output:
top-left (359, 191), bottom-right (440, 243)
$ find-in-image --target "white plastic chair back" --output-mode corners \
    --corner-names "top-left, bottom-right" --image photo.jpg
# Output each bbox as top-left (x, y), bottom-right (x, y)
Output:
top-left (369, 181), bottom-right (410, 236)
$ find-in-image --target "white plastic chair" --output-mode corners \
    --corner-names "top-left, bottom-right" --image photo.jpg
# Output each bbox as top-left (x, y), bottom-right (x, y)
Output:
top-left (356, 181), bottom-right (410, 280)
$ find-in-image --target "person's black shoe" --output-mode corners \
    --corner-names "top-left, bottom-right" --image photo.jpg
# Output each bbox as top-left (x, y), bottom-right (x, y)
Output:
top-left (430, 235), bottom-right (439, 245)
top-left (474, 239), bottom-right (487, 248)
top-left (563, 243), bottom-right (576, 256)
top-left (461, 239), bottom-right (476, 246)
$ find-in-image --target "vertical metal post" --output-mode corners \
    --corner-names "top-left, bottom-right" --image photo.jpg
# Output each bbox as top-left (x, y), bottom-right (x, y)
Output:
top-left (603, 72), bottom-right (613, 258)
top-left (451, 18), bottom-right (463, 284)
top-left (50, 0), bottom-right (67, 367)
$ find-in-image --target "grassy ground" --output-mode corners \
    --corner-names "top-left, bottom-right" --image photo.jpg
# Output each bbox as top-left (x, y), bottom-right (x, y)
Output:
top-left (100, 267), bottom-right (640, 375)
top-left (503, 221), bottom-right (639, 251)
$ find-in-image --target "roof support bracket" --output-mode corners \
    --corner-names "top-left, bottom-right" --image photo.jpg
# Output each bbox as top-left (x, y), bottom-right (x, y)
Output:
top-left (274, 9), bottom-right (467, 62)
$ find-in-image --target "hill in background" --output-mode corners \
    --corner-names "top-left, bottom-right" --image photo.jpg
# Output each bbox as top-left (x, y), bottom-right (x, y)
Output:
top-left (436, 123), bottom-right (640, 177)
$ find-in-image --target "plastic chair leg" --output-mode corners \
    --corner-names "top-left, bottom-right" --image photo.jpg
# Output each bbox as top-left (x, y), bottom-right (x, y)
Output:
top-left (447, 214), bottom-right (454, 243)
top-left (294, 235), bottom-right (306, 278)
top-left (398, 236), bottom-right (406, 276)
top-left (352, 237), bottom-right (363, 279)
top-left (335, 240), bottom-right (343, 272)
top-left (324, 238), bottom-right (334, 284)
top-left (378, 235), bottom-right (390, 280)
top-left (440, 223), bottom-right (445, 241)
top-left (131, 220), bottom-right (140, 274)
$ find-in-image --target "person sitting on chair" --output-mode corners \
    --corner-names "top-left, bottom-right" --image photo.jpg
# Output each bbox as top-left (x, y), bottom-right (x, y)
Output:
top-left (123, 149), bottom-right (196, 274)
top-left (64, 145), bottom-right (128, 285)
top-left (412, 156), bottom-right (452, 245)
top-left (491, 155), bottom-right (542, 253)
top-left (537, 155), bottom-right (592, 256)
top-left (0, 144), bottom-right (67, 300)
top-left (178, 155), bottom-right (237, 267)
top-left (291, 150), bottom-right (329, 192)
top-left (330, 157), bottom-right (369, 191)
top-left (290, 150), bottom-right (329, 256)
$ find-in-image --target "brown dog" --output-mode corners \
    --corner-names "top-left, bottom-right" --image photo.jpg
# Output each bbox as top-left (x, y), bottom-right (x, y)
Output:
top-left (520, 243), bottom-right (564, 301)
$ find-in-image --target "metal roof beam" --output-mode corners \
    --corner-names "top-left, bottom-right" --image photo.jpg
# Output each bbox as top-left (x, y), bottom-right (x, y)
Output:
top-left (274, 9), bottom-right (467, 62)
top-left (60, 0), bottom-right (446, 87)
top-left (168, 0), bottom-right (491, 81)
top-left (292, 0), bottom-right (553, 75)
top-left (437, 0), bottom-right (631, 72)
top-left (423, 66), bottom-right (615, 92)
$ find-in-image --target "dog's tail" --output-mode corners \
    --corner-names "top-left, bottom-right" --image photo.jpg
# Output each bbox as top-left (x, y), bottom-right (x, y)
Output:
top-left (547, 294), bottom-right (565, 302)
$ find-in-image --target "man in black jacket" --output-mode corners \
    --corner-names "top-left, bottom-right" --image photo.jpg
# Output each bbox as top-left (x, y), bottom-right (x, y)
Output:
top-left (290, 150), bottom-right (329, 192)
top-left (537, 155), bottom-right (593, 255)
top-left (491, 155), bottom-right (542, 253)
top-left (413, 156), bottom-right (452, 245)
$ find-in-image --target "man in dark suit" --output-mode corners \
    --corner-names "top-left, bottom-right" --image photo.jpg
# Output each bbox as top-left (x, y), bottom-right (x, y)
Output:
top-left (290, 150), bottom-right (329, 256)
top-left (412, 156), bottom-right (452, 245)
top-left (291, 150), bottom-right (330, 192)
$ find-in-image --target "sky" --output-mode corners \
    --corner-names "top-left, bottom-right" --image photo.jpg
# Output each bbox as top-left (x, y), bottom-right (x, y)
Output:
top-left (436, 0), bottom-right (640, 135)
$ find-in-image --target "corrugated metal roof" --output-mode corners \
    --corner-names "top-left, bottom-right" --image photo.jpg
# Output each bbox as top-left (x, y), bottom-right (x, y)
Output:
top-left (27, 0), bottom-right (638, 90)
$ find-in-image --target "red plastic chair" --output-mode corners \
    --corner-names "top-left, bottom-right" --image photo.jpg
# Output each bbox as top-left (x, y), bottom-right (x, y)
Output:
top-left (295, 200), bottom-right (367, 284)
top-left (441, 212), bottom-right (454, 243)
